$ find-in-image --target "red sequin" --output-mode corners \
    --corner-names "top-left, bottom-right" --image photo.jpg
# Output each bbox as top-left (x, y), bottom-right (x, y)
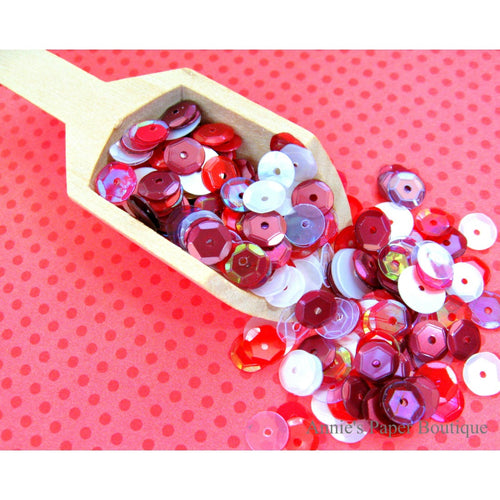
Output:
top-left (193, 123), bottom-right (235, 147)
top-left (414, 207), bottom-right (454, 239)
top-left (201, 156), bottom-right (238, 192)
top-left (270, 132), bottom-right (305, 151)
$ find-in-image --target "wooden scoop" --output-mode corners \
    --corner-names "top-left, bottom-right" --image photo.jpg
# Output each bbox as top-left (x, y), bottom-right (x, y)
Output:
top-left (0, 50), bottom-right (351, 321)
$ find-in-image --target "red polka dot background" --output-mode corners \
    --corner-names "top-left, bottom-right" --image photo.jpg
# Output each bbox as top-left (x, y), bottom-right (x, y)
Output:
top-left (0, 50), bottom-right (499, 450)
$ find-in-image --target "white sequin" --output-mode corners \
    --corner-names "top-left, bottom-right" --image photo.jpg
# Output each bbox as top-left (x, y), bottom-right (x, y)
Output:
top-left (242, 180), bottom-right (286, 214)
top-left (398, 265), bottom-right (446, 314)
top-left (258, 151), bottom-right (296, 188)
top-left (330, 248), bottom-right (372, 299)
top-left (376, 202), bottom-right (414, 241)
top-left (279, 350), bottom-right (323, 396)
top-left (463, 352), bottom-right (500, 396)
top-left (447, 262), bottom-right (484, 303)
top-left (459, 212), bottom-right (498, 251)
top-left (266, 266), bottom-right (306, 308)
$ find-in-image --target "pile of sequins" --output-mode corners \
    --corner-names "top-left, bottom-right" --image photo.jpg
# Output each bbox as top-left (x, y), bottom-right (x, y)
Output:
top-left (94, 100), bottom-right (500, 450)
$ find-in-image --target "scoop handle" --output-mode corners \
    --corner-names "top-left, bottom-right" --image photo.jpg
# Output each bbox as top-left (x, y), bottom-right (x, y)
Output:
top-left (0, 50), bottom-right (107, 124)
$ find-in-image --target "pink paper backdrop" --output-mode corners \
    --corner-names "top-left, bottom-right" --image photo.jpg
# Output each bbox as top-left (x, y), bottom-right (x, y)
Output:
top-left (0, 50), bottom-right (498, 450)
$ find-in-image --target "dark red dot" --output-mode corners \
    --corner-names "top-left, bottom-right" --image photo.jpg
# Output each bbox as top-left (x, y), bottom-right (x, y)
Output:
top-left (162, 424), bottom-right (174, 437)
top-left (130, 419), bottom-right (143, 431)
top-left (69, 407), bottom-right (81, 420)
top-left (50, 421), bottom-right (61, 433)
top-left (142, 439), bottom-right (154, 450)
top-left (182, 410), bottom-right (194, 423)
top-left (150, 404), bottom-right (162, 417)
top-left (119, 399), bottom-right (131, 411)
top-left (138, 385), bottom-right (150, 397)
top-left (194, 430), bottom-right (207, 442)
top-left (31, 435), bottom-right (42, 447)
top-left (20, 415), bottom-right (32, 428)
top-left (111, 433), bottom-right (123, 445)
top-left (99, 413), bottom-right (111, 425)
top-left (169, 390), bottom-right (181, 402)
top-left (80, 427), bottom-right (91, 439)
top-left (201, 396), bottom-right (213, 408)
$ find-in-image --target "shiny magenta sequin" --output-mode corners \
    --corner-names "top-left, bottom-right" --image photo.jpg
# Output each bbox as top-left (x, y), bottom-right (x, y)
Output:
top-left (415, 207), bottom-right (454, 238)
top-left (353, 249), bottom-right (379, 288)
top-left (355, 208), bottom-right (392, 253)
top-left (447, 319), bottom-right (481, 360)
top-left (381, 379), bottom-right (426, 425)
top-left (291, 180), bottom-right (334, 214)
top-left (224, 242), bottom-right (271, 289)
top-left (95, 162), bottom-right (137, 204)
top-left (295, 290), bottom-right (337, 328)
top-left (353, 340), bottom-right (399, 382)
top-left (407, 320), bottom-right (448, 363)
top-left (161, 100), bottom-right (199, 129)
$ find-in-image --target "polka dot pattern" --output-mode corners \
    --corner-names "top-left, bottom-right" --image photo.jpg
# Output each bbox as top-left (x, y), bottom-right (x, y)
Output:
top-left (0, 50), bottom-right (499, 449)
